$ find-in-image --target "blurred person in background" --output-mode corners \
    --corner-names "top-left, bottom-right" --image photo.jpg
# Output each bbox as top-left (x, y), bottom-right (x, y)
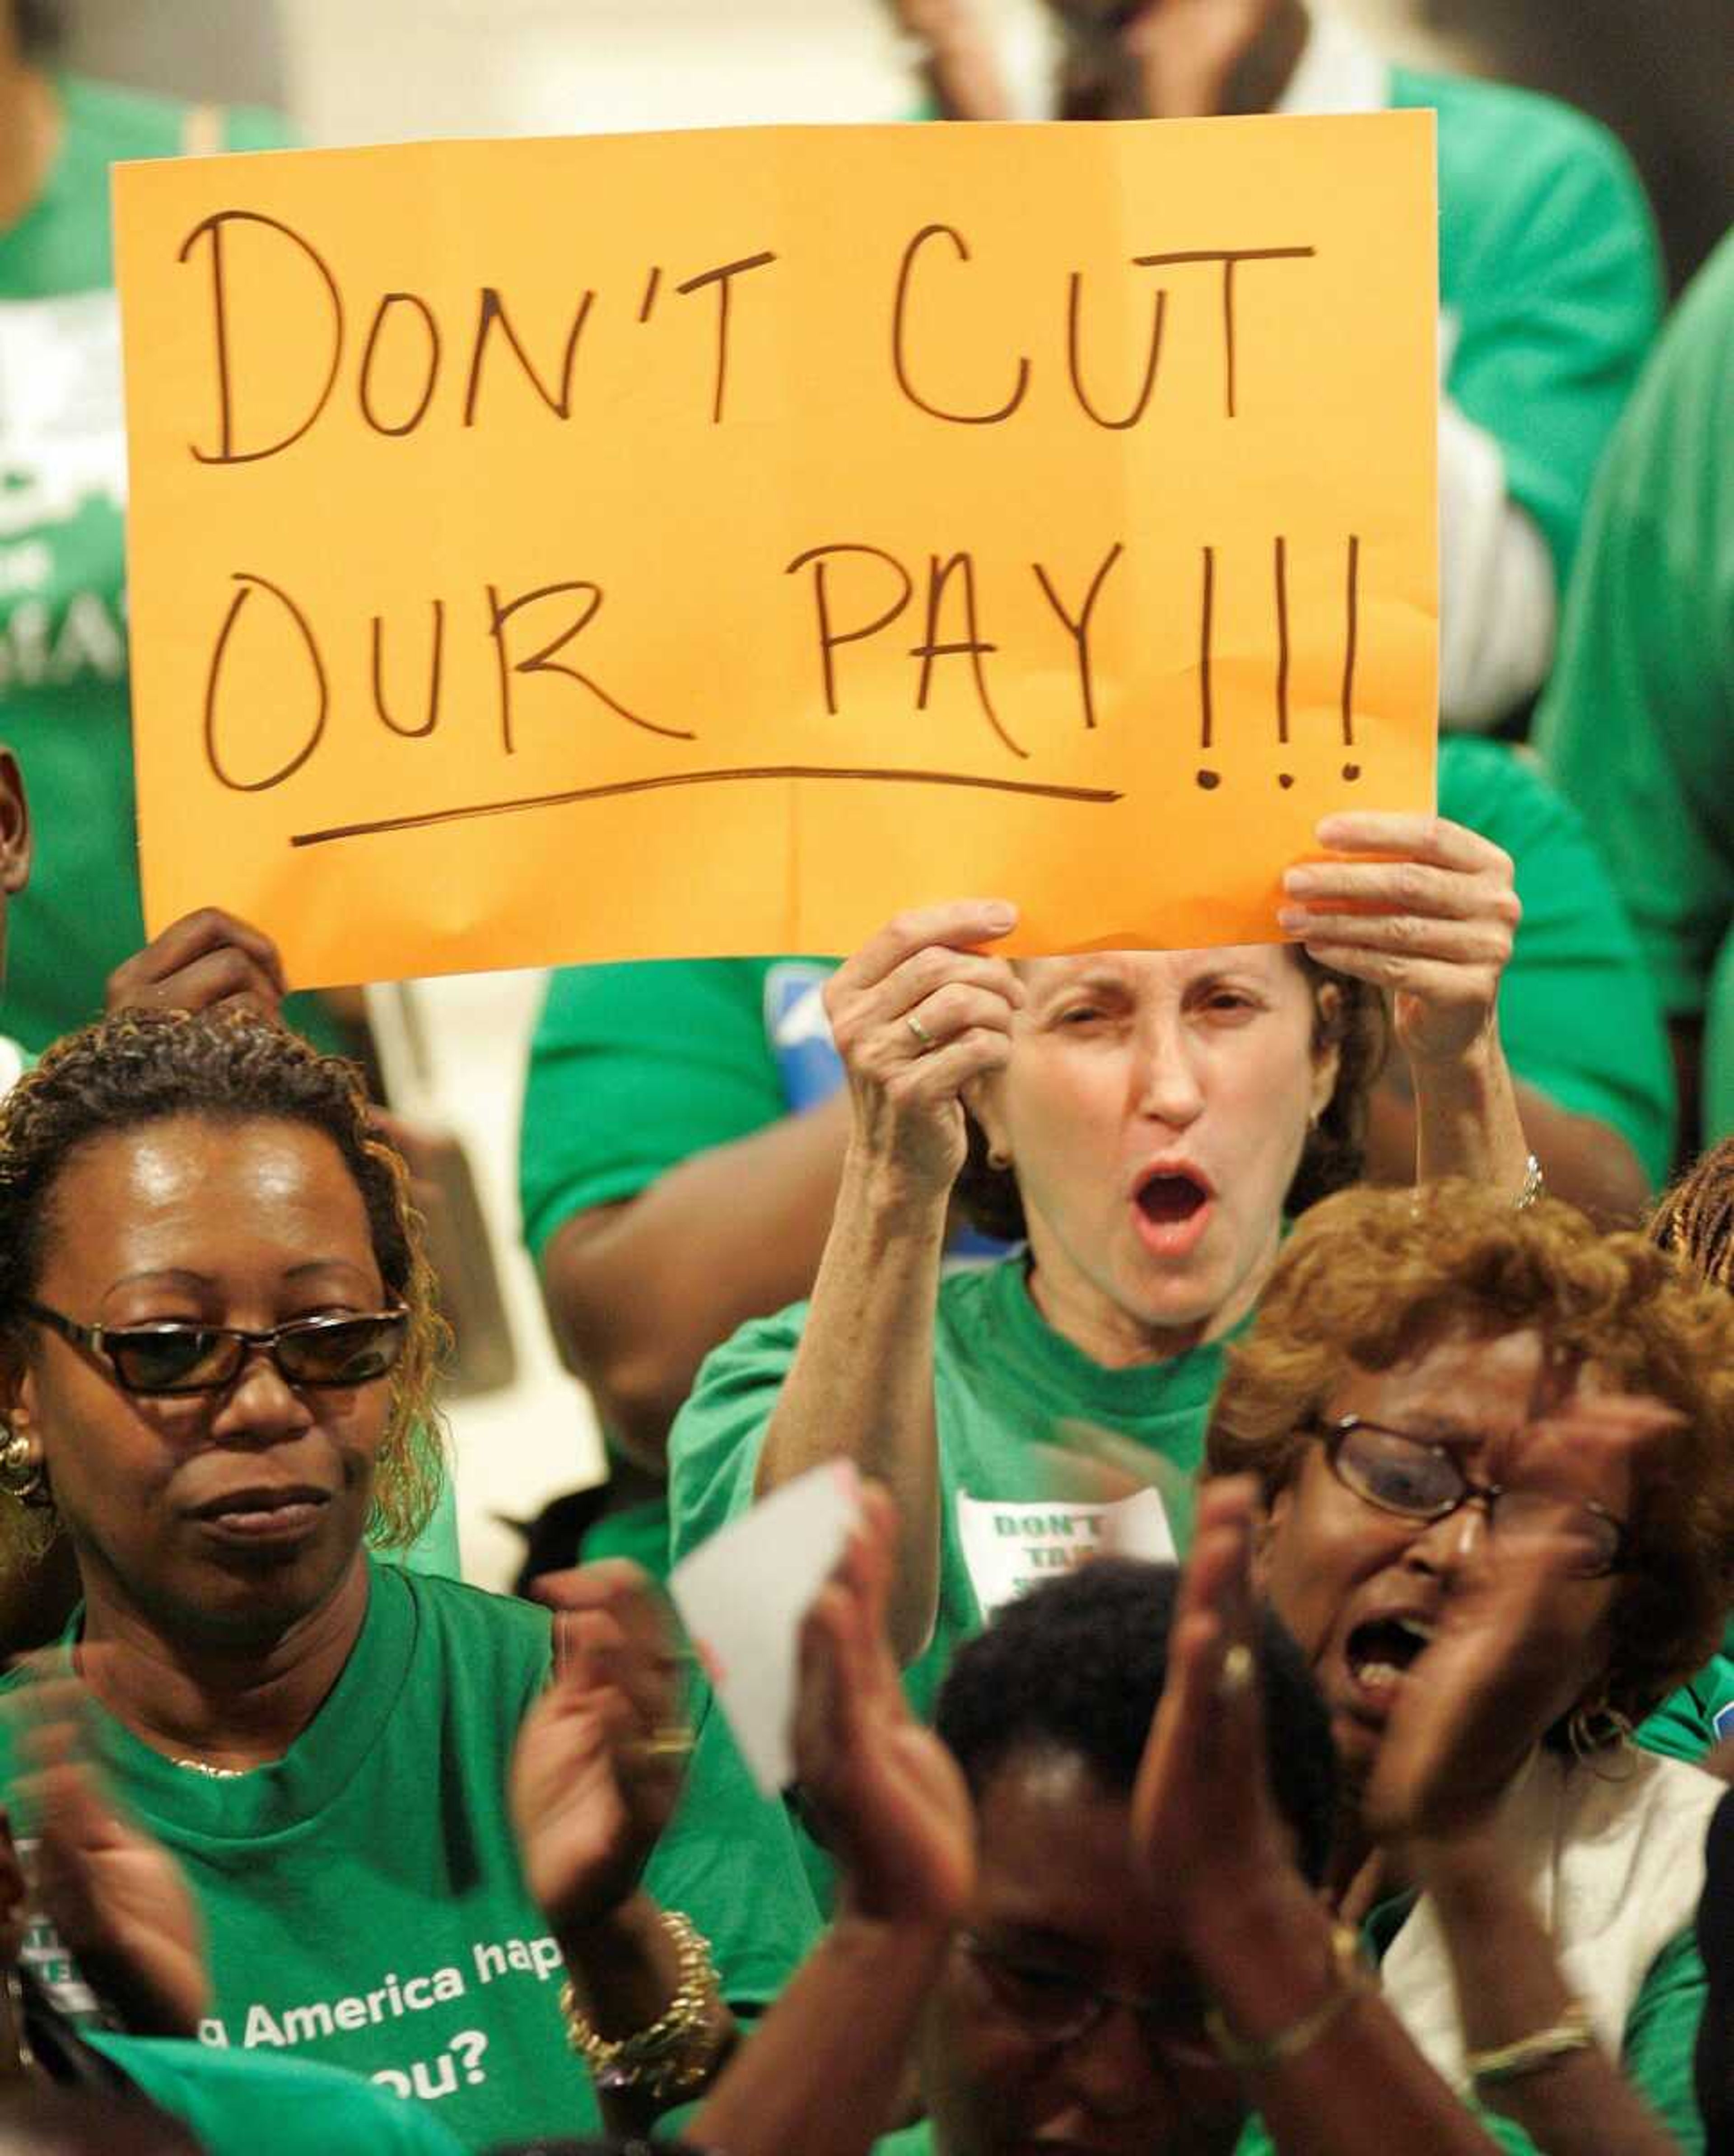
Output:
top-left (0, 0), bottom-right (350, 1061)
top-left (889, 0), bottom-right (1664, 739)
top-left (1538, 230), bottom-right (1734, 1162)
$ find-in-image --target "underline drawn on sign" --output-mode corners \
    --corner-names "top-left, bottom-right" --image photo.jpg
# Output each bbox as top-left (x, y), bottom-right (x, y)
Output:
top-left (289, 764), bottom-right (1123, 850)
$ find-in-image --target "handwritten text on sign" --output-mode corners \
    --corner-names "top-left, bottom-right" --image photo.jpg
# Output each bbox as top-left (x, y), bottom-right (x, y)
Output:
top-left (115, 113), bottom-right (1437, 984)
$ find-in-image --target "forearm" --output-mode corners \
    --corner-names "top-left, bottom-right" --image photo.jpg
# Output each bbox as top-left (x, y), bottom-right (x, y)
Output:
top-left (693, 1915), bottom-right (951, 2156)
top-left (1414, 1834), bottom-right (1680, 2156)
top-left (755, 1143), bottom-right (950, 1662)
top-left (1190, 1873), bottom-right (1502, 2156)
top-left (556, 1892), bottom-right (735, 2139)
top-left (1408, 1029), bottom-right (1531, 1200)
top-left (1365, 1071), bottom-right (1650, 1225)
top-left (542, 1092), bottom-right (851, 1471)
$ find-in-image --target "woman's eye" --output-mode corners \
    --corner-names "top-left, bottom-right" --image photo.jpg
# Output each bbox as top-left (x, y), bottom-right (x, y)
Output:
top-left (1055, 1004), bottom-right (1105, 1027)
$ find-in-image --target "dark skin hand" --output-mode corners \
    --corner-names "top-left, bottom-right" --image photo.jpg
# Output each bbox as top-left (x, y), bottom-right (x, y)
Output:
top-left (104, 908), bottom-right (286, 1023)
top-left (2, 1670), bottom-right (208, 2038)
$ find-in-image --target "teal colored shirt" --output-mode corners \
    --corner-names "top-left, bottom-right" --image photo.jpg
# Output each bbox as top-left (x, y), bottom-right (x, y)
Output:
top-left (1538, 232), bottom-right (1734, 1149)
top-left (0, 1563), bottom-right (816, 2150)
top-left (1391, 62), bottom-right (1662, 589)
top-left (87, 2032), bottom-right (466, 2155)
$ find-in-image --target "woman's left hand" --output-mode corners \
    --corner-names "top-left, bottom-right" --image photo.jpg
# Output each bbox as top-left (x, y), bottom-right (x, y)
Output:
top-left (1130, 1477), bottom-right (1299, 1936)
top-left (1280, 812), bottom-right (1521, 1068)
top-left (510, 1563), bottom-right (690, 1937)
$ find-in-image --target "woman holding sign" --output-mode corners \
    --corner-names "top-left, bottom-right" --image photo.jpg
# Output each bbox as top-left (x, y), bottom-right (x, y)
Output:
top-left (669, 807), bottom-right (1526, 1695)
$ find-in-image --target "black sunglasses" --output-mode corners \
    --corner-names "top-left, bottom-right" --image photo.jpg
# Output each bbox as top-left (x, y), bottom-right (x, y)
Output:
top-left (22, 1301), bottom-right (410, 1398)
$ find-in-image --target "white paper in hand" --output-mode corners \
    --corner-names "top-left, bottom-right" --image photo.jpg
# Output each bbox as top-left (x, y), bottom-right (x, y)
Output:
top-left (669, 1459), bottom-right (863, 1795)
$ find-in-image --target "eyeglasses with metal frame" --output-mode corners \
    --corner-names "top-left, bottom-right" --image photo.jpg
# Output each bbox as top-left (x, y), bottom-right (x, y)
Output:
top-left (956, 1931), bottom-right (1222, 2079)
top-left (1310, 1414), bottom-right (1628, 1578)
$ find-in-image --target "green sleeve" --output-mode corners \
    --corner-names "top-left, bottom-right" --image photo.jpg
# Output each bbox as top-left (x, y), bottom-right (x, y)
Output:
top-left (666, 1301), bottom-right (811, 1567)
top-left (1638, 1657), bottom-right (1734, 1765)
top-left (517, 959), bottom-right (787, 1262)
top-left (1537, 233), bottom-right (1734, 1042)
top-left (1436, 739), bottom-right (1674, 1187)
top-left (1405, 68), bottom-right (1663, 585)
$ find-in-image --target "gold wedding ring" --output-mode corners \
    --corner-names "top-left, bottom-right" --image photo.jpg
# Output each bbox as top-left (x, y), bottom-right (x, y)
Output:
top-left (624, 1725), bottom-right (695, 1770)
top-left (905, 1013), bottom-right (937, 1051)
top-left (1217, 1643), bottom-right (1256, 1701)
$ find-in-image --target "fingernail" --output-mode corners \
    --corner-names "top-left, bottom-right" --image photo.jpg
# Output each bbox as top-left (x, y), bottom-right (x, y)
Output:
top-left (1277, 907), bottom-right (1307, 932)
top-left (984, 903), bottom-right (1017, 933)
top-left (1282, 868), bottom-right (1317, 894)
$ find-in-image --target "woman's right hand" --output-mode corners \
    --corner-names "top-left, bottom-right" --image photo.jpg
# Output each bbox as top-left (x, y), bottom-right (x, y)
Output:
top-left (823, 900), bottom-right (1022, 1201)
top-left (8, 1674), bottom-right (210, 2037)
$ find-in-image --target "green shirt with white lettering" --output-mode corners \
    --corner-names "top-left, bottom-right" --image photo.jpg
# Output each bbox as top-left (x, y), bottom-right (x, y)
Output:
top-left (0, 1561), bottom-right (816, 2151)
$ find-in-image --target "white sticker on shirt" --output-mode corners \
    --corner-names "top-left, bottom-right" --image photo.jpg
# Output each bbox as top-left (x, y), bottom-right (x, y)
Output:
top-left (956, 1489), bottom-right (1176, 1620)
top-left (0, 289), bottom-right (128, 541)
top-left (14, 1839), bottom-right (99, 2018)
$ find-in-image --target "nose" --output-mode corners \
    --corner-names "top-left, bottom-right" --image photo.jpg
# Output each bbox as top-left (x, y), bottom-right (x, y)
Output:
top-left (1060, 2000), bottom-right (1176, 2128)
top-left (1131, 1012), bottom-right (1205, 1131)
top-left (1406, 1495), bottom-right (1489, 1578)
top-left (207, 1348), bottom-right (314, 1444)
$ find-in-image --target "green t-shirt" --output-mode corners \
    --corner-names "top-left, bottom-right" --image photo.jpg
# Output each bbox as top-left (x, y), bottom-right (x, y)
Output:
top-left (0, 75), bottom-right (337, 1056)
top-left (0, 1562), bottom-right (815, 2151)
top-left (671, 1257), bottom-right (1226, 1720)
top-left (86, 2031), bottom-right (466, 2155)
top-left (1392, 63), bottom-right (1661, 590)
top-left (1538, 231), bottom-right (1734, 1149)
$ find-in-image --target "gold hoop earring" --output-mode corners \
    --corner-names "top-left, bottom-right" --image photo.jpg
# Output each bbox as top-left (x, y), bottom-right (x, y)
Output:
top-left (0, 1425), bottom-right (47, 1508)
top-left (1566, 1701), bottom-right (1636, 1779)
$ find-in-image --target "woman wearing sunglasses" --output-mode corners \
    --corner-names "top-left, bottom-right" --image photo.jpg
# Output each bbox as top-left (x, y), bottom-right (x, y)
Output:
top-left (1206, 1179), bottom-right (1734, 2154)
top-left (0, 1007), bottom-right (782, 2152)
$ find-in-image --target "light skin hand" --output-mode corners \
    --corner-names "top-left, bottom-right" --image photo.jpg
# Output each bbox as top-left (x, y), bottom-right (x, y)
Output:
top-left (5, 1670), bottom-right (209, 2037)
top-left (1125, 0), bottom-right (1290, 118)
top-left (793, 1485), bottom-right (975, 1933)
top-left (1282, 814), bottom-right (1522, 1068)
top-left (823, 899), bottom-right (1022, 1204)
top-left (104, 907), bottom-right (287, 1024)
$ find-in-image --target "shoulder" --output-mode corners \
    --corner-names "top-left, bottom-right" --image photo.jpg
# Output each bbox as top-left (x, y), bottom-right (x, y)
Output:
top-left (1393, 61), bottom-right (1637, 191)
top-left (382, 1563), bottom-right (553, 1685)
top-left (1438, 738), bottom-right (1583, 854)
top-left (89, 2033), bottom-right (467, 2154)
top-left (56, 75), bottom-right (289, 159)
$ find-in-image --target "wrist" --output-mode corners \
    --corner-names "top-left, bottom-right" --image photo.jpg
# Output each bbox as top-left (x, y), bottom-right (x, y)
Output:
top-left (839, 1140), bottom-right (956, 1234)
top-left (554, 1887), bottom-right (663, 1975)
top-left (1181, 1863), bottom-right (1328, 1995)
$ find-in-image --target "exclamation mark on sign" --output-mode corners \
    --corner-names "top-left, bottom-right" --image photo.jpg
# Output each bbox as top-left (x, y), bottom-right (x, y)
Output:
top-left (1195, 544), bottom-right (1218, 790)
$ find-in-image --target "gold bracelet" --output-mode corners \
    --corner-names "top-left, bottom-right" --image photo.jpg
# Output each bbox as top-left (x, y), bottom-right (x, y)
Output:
top-left (1515, 1153), bottom-right (1544, 1211)
top-left (559, 1909), bottom-right (725, 2103)
top-left (1466, 2002), bottom-right (1595, 2086)
top-left (1205, 1923), bottom-right (1369, 2072)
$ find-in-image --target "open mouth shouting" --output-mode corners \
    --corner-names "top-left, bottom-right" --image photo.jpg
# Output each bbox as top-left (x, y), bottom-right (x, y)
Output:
top-left (1129, 1162), bottom-right (1215, 1261)
top-left (1342, 1611), bottom-right (1438, 1716)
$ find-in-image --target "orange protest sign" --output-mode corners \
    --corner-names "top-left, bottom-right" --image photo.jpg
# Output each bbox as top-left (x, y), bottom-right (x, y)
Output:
top-left (114, 112), bottom-right (1436, 984)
